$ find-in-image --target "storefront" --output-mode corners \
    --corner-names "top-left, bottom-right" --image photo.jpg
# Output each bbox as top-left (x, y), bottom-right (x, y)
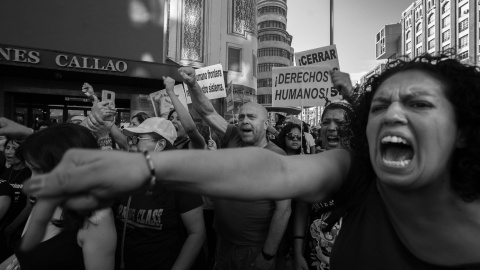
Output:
top-left (0, 44), bottom-right (183, 129)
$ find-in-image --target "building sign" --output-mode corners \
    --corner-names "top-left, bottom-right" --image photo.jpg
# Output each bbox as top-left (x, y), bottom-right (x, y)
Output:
top-left (272, 65), bottom-right (342, 107)
top-left (295, 44), bottom-right (340, 70)
top-left (0, 45), bottom-right (128, 74)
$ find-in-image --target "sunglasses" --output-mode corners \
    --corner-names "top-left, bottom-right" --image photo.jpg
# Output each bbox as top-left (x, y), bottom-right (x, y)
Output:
top-left (286, 133), bottom-right (301, 140)
top-left (127, 135), bottom-right (155, 145)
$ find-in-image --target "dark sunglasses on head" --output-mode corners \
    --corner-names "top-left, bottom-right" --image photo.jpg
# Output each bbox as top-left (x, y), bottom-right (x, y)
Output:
top-left (286, 133), bottom-right (301, 140)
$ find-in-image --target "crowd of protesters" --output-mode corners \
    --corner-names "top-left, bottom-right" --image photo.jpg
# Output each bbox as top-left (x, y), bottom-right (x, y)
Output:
top-left (0, 51), bottom-right (480, 270)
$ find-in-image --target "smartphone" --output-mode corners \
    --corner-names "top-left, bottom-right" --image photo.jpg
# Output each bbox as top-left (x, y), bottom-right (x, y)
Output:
top-left (102, 90), bottom-right (116, 121)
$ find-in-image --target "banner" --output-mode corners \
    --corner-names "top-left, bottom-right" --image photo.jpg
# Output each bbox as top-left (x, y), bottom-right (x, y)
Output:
top-left (226, 81), bottom-right (234, 112)
top-left (185, 64), bottom-right (226, 104)
top-left (149, 84), bottom-right (188, 117)
top-left (295, 44), bottom-right (340, 70)
top-left (272, 66), bottom-right (342, 107)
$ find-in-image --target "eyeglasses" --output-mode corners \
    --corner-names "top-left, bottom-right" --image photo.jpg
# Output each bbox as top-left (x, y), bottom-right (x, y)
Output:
top-left (127, 135), bottom-right (155, 145)
top-left (286, 133), bottom-right (301, 140)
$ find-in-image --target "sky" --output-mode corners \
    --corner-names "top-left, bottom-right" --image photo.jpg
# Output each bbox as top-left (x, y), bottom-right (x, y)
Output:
top-left (287, 0), bottom-right (414, 83)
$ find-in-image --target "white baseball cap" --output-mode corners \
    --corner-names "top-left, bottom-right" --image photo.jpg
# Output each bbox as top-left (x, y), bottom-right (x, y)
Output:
top-left (123, 117), bottom-right (177, 145)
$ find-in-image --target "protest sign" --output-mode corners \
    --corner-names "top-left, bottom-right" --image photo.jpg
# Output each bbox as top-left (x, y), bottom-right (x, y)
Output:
top-left (225, 81), bottom-right (234, 112)
top-left (295, 44), bottom-right (340, 70)
top-left (272, 65), bottom-right (342, 107)
top-left (149, 84), bottom-right (188, 117)
top-left (185, 64), bottom-right (226, 104)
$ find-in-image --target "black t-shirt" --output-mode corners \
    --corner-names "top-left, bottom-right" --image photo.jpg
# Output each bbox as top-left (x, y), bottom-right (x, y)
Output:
top-left (0, 153), bottom-right (5, 176)
top-left (330, 153), bottom-right (476, 270)
top-left (0, 167), bottom-right (32, 223)
top-left (114, 186), bottom-right (203, 270)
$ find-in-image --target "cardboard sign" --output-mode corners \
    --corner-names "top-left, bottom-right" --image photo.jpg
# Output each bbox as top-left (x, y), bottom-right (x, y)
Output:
top-left (295, 44), bottom-right (340, 70)
top-left (225, 81), bottom-right (234, 112)
top-left (272, 65), bottom-right (342, 107)
top-left (149, 84), bottom-right (188, 117)
top-left (185, 64), bottom-right (226, 104)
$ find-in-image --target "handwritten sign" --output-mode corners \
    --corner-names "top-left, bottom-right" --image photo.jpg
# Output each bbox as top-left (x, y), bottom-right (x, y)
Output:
top-left (185, 64), bottom-right (226, 103)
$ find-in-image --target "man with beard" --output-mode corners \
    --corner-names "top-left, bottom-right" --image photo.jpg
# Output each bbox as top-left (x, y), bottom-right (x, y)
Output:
top-left (178, 67), bottom-right (291, 270)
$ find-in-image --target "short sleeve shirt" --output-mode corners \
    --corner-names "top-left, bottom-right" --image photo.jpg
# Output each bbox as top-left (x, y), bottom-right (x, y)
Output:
top-left (215, 125), bottom-right (286, 245)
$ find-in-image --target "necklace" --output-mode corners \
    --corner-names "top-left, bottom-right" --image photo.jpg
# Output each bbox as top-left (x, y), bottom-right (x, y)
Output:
top-left (8, 167), bottom-right (25, 184)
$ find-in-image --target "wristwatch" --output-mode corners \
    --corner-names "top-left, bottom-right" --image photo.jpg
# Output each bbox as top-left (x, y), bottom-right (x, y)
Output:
top-left (261, 249), bottom-right (275, 261)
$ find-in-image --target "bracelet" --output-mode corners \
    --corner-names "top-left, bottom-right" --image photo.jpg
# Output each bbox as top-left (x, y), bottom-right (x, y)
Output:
top-left (293, 236), bottom-right (305, 240)
top-left (143, 151), bottom-right (157, 196)
top-left (97, 137), bottom-right (112, 147)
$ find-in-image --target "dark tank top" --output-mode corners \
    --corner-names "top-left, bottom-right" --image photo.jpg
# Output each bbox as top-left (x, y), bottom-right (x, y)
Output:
top-left (15, 229), bottom-right (85, 270)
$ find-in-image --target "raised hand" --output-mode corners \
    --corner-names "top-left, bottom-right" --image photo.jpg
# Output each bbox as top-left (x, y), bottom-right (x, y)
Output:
top-left (330, 70), bottom-right (353, 98)
top-left (163, 76), bottom-right (176, 94)
top-left (178, 67), bottom-right (196, 86)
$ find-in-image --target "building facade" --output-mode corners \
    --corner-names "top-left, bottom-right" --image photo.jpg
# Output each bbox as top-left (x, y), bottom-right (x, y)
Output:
top-left (256, 0), bottom-right (294, 107)
top-left (0, 0), bottom-right (260, 127)
top-left (376, 23), bottom-right (402, 60)
top-left (400, 0), bottom-right (480, 65)
top-left (167, 0), bottom-right (258, 121)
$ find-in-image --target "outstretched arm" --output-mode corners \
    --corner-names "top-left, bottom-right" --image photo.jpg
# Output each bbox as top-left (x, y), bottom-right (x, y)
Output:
top-left (178, 67), bottom-right (228, 136)
top-left (164, 76), bottom-right (205, 150)
top-left (20, 148), bottom-right (350, 251)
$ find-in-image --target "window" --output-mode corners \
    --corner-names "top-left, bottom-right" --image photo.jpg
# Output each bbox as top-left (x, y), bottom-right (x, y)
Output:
top-left (416, 46), bottom-right (424, 55)
top-left (459, 19), bottom-right (468, 33)
top-left (442, 44), bottom-right (450, 52)
top-left (442, 15), bottom-right (450, 28)
top-left (257, 79), bottom-right (272, 88)
top-left (459, 4), bottom-right (469, 17)
top-left (416, 35), bottom-right (423, 43)
top-left (406, 42), bottom-right (412, 51)
top-left (459, 35), bottom-right (468, 49)
top-left (428, 26), bottom-right (435, 37)
top-left (258, 6), bottom-right (287, 16)
top-left (428, 14), bottom-right (435, 25)
top-left (458, 51), bottom-right (468, 60)
top-left (442, 30), bottom-right (450, 42)
top-left (258, 63), bottom-right (287, 73)
top-left (428, 39), bottom-right (435, 50)
top-left (442, 2), bottom-right (450, 14)
top-left (416, 22), bottom-right (422, 32)
top-left (258, 48), bottom-right (292, 60)
top-left (406, 31), bottom-right (411, 40)
top-left (228, 47), bottom-right (242, 72)
top-left (257, 94), bottom-right (272, 105)
top-left (258, 21), bottom-right (286, 30)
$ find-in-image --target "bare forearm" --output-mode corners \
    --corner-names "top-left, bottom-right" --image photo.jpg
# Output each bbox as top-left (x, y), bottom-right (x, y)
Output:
top-left (154, 148), bottom-right (295, 200)
top-left (172, 232), bottom-right (205, 270)
top-left (187, 81), bottom-right (216, 117)
top-left (262, 200), bottom-right (291, 255)
top-left (110, 125), bottom-right (128, 150)
top-left (9, 203), bottom-right (32, 229)
top-left (153, 148), bottom-right (349, 203)
top-left (167, 90), bottom-right (205, 149)
top-left (293, 201), bottom-right (309, 256)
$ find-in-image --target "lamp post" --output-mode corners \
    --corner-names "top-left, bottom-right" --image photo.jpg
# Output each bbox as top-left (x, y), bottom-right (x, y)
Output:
top-left (330, 0), bottom-right (334, 45)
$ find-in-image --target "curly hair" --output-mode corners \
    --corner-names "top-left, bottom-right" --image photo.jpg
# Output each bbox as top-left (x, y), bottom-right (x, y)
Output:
top-left (275, 123), bottom-right (306, 155)
top-left (354, 52), bottom-right (480, 202)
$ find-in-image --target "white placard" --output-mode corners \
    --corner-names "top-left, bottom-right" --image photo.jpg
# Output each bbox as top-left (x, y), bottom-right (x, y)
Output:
top-left (272, 65), bottom-right (342, 107)
top-left (185, 64), bottom-right (226, 104)
top-left (149, 84), bottom-right (188, 117)
top-left (295, 44), bottom-right (340, 70)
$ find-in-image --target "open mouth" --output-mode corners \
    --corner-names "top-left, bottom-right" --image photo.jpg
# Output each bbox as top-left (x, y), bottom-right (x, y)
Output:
top-left (381, 135), bottom-right (414, 167)
top-left (241, 127), bottom-right (253, 134)
top-left (327, 135), bottom-right (340, 146)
